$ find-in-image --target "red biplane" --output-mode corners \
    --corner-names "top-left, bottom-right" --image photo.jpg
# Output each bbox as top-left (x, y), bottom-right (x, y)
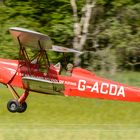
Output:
top-left (0, 27), bottom-right (140, 113)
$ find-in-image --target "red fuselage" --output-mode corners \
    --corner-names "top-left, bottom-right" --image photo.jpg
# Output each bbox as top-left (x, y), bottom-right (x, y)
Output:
top-left (0, 58), bottom-right (140, 102)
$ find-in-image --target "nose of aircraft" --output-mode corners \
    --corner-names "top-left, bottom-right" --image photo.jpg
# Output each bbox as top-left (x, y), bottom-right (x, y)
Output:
top-left (0, 59), bottom-right (18, 84)
top-left (0, 65), bottom-right (6, 83)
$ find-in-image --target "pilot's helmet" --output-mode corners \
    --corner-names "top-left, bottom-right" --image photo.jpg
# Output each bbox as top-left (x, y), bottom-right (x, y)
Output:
top-left (67, 63), bottom-right (73, 71)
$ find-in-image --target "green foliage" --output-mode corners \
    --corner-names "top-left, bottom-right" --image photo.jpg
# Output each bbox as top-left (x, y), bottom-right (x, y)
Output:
top-left (0, 0), bottom-right (73, 60)
top-left (84, 0), bottom-right (140, 71)
top-left (84, 49), bottom-right (117, 74)
top-left (0, 0), bottom-right (140, 71)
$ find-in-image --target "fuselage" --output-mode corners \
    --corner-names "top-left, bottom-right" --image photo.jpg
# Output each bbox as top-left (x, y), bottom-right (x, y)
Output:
top-left (0, 58), bottom-right (140, 102)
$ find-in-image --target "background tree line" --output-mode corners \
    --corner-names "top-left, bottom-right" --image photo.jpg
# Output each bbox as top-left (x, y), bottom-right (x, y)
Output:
top-left (0, 0), bottom-right (140, 73)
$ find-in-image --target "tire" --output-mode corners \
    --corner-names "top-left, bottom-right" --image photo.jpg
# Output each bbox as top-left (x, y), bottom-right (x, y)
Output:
top-left (7, 100), bottom-right (20, 113)
top-left (17, 102), bottom-right (27, 113)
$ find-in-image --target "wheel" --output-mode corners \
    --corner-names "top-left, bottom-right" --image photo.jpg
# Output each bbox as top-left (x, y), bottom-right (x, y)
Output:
top-left (7, 99), bottom-right (20, 113)
top-left (17, 102), bottom-right (27, 113)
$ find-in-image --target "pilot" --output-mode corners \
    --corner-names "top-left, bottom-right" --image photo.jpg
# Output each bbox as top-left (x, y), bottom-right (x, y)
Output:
top-left (66, 63), bottom-right (74, 76)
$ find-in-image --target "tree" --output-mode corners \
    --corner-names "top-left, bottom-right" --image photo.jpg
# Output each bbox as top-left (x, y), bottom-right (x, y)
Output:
top-left (82, 0), bottom-right (140, 71)
top-left (0, 0), bottom-right (140, 71)
top-left (70, 0), bottom-right (96, 66)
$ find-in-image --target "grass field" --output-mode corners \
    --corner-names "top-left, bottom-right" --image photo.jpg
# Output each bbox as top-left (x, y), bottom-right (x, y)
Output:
top-left (0, 71), bottom-right (140, 140)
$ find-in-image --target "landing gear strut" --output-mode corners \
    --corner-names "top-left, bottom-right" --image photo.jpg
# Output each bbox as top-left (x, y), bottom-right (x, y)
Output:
top-left (7, 84), bottom-right (29, 113)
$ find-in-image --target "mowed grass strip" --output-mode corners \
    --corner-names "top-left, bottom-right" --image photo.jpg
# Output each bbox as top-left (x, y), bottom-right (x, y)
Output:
top-left (0, 71), bottom-right (139, 140)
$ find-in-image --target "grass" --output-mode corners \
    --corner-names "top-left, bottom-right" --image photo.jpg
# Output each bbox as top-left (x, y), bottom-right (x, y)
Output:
top-left (0, 71), bottom-right (140, 140)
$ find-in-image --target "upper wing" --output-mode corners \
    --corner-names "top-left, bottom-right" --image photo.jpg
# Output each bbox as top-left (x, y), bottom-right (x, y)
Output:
top-left (9, 27), bottom-right (52, 50)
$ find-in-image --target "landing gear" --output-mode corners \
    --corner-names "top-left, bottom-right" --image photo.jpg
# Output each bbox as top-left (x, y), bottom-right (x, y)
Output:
top-left (7, 84), bottom-right (29, 113)
top-left (7, 100), bottom-right (27, 113)
top-left (17, 102), bottom-right (27, 113)
top-left (7, 100), bottom-right (19, 113)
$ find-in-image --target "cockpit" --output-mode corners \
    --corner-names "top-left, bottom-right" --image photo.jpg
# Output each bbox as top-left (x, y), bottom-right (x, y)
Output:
top-left (9, 27), bottom-right (82, 76)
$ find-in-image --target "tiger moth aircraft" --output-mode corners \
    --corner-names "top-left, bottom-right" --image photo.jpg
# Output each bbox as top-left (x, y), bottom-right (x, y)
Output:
top-left (0, 27), bottom-right (140, 113)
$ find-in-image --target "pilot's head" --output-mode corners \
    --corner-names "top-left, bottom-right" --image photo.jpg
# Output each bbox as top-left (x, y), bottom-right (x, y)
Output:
top-left (67, 63), bottom-right (73, 71)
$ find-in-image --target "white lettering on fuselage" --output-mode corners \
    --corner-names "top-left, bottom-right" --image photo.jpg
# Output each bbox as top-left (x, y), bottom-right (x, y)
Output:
top-left (78, 80), bottom-right (125, 97)
top-left (78, 80), bottom-right (86, 91)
